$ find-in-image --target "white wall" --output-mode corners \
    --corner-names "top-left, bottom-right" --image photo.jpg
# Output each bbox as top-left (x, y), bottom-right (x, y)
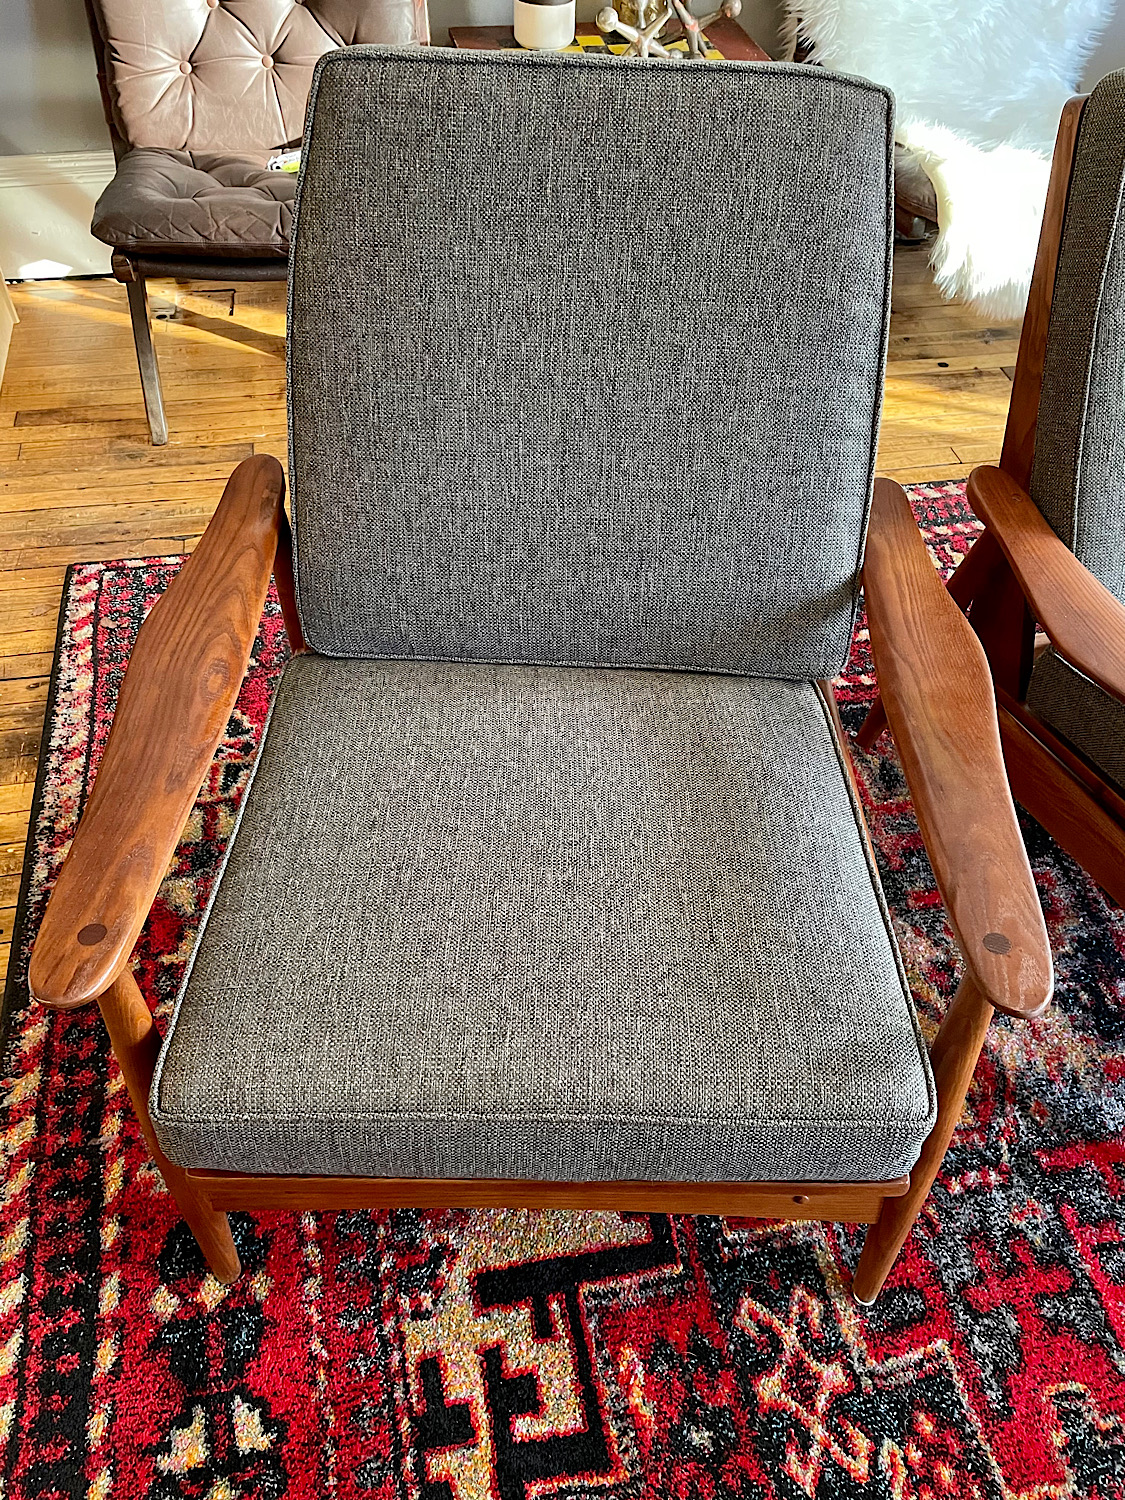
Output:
top-left (1084, 0), bottom-right (1125, 81)
top-left (0, 0), bottom-right (107, 156)
top-left (0, 150), bottom-right (114, 277)
top-left (0, 0), bottom-right (114, 275)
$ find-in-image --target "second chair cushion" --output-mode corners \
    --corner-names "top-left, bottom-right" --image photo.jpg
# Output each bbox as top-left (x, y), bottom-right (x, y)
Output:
top-left (151, 655), bottom-right (936, 1184)
top-left (1026, 648), bottom-right (1125, 793)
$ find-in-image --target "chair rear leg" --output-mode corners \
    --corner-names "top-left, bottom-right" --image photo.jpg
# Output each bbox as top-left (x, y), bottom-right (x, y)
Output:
top-left (125, 277), bottom-right (169, 446)
top-left (98, 969), bottom-right (240, 1283)
top-left (853, 974), bottom-right (993, 1304)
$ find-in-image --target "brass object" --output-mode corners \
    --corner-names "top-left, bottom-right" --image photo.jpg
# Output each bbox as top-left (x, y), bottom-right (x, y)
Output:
top-left (596, 0), bottom-right (741, 59)
top-left (596, 1), bottom-right (676, 58)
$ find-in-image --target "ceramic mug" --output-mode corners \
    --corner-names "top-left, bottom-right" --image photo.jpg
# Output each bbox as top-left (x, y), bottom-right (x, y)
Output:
top-left (514, 0), bottom-right (576, 50)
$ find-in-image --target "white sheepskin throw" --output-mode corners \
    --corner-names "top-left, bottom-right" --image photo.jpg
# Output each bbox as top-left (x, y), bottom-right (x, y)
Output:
top-left (781, 0), bottom-right (1113, 318)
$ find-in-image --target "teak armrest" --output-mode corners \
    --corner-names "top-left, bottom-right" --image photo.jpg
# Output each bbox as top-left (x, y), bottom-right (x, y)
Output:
top-left (29, 455), bottom-right (287, 1012)
top-left (968, 464), bottom-right (1125, 705)
top-left (863, 478), bottom-right (1053, 1019)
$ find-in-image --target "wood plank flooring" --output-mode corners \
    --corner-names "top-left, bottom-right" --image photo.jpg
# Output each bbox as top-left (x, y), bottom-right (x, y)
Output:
top-left (0, 243), bottom-right (1022, 981)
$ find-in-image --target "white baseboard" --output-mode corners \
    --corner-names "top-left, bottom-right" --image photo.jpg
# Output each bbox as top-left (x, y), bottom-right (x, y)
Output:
top-left (0, 150), bottom-right (115, 280)
top-left (0, 278), bottom-right (18, 390)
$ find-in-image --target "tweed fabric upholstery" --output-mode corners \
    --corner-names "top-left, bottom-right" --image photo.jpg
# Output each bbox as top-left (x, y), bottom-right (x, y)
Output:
top-left (1026, 71), bottom-right (1125, 779)
top-left (151, 655), bottom-right (936, 1182)
top-left (92, 150), bottom-right (295, 257)
top-left (1026, 650), bottom-right (1125, 791)
top-left (1032, 71), bottom-right (1125, 593)
top-left (287, 49), bottom-right (894, 678)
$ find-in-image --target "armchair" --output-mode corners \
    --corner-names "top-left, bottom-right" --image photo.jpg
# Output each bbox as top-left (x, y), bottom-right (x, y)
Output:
top-left (83, 0), bottom-right (428, 445)
top-left (29, 49), bottom-right (1051, 1307)
top-left (860, 74), bottom-right (1125, 911)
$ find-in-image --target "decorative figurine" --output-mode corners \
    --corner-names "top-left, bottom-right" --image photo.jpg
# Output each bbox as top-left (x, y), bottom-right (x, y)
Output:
top-left (596, 0), bottom-right (741, 59)
top-left (596, 2), bottom-right (678, 58)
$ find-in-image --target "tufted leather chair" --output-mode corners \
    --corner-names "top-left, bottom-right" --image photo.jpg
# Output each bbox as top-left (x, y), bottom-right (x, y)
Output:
top-left (84, 0), bottom-right (429, 443)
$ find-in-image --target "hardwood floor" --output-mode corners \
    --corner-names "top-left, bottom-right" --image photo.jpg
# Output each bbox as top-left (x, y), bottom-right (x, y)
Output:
top-left (881, 245), bottom-right (1022, 482)
top-left (0, 242), bottom-right (1022, 981)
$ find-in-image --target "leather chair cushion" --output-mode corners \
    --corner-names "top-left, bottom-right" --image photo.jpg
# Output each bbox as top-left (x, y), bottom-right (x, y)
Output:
top-left (150, 654), bottom-right (936, 1182)
top-left (91, 149), bottom-right (295, 257)
top-left (894, 144), bottom-right (938, 225)
top-left (92, 0), bottom-right (426, 154)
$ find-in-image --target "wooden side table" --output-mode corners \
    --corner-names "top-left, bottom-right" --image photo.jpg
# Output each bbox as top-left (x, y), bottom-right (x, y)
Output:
top-left (449, 17), bottom-right (770, 61)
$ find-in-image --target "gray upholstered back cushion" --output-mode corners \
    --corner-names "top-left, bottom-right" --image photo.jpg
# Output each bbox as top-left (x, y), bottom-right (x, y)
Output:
top-left (1032, 70), bottom-right (1125, 601)
top-left (289, 48), bottom-right (893, 676)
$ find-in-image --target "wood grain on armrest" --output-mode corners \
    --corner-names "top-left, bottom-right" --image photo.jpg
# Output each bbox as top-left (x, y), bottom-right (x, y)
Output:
top-left (863, 478), bottom-right (1053, 1019)
top-left (968, 464), bottom-right (1125, 705)
top-left (29, 455), bottom-right (286, 1011)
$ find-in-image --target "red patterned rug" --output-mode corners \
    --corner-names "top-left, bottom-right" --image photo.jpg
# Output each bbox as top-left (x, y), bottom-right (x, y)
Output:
top-left (3, 480), bottom-right (1125, 1500)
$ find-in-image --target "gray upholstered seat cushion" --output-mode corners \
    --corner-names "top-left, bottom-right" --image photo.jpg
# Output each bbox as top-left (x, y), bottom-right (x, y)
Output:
top-left (1026, 649), bottom-right (1125, 792)
top-left (91, 149), bottom-right (294, 257)
top-left (151, 655), bottom-right (935, 1182)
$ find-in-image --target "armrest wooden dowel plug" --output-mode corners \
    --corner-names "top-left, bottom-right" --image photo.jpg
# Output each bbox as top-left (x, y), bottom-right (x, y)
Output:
top-left (968, 465), bottom-right (1125, 706)
top-left (28, 454), bottom-right (286, 1012)
top-left (863, 477), bottom-right (1053, 1019)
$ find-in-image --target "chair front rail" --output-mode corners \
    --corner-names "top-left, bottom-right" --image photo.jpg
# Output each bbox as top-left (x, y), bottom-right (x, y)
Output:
top-left (182, 1171), bottom-right (910, 1222)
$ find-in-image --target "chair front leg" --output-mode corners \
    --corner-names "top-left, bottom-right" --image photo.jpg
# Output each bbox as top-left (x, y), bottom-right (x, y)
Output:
top-left (853, 973), bottom-right (993, 1304)
top-left (98, 969), bottom-right (241, 1283)
top-left (124, 276), bottom-right (169, 446)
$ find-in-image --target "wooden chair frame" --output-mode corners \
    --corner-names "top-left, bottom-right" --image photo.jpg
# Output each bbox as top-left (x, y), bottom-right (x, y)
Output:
top-left (26, 210), bottom-right (1061, 1306)
top-left (859, 95), bottom-right (1125, 913)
